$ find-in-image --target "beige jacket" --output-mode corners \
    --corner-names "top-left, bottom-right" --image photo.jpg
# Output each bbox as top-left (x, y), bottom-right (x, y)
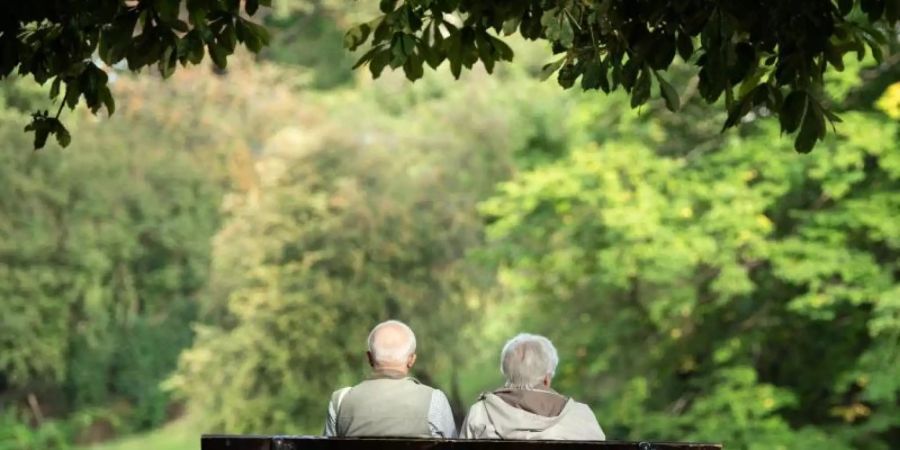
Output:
top-left (460, 390), bottom-right (606, 441)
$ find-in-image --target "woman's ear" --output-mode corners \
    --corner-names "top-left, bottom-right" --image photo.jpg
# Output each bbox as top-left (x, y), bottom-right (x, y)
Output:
top-left (543, 374), bottom-right (552, 388)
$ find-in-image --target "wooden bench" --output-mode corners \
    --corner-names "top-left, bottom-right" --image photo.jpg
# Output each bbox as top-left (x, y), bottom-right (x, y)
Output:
top-left (202, 435), bottom-right (722, 450)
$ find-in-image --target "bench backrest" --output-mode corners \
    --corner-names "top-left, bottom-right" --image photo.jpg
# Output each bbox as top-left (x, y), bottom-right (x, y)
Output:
top-left (201, 435), bottom-right (722, 450)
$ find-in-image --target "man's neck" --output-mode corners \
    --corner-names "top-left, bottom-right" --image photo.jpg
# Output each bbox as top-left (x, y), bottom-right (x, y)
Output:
top-left (371, 366), bottom-right (409, 379)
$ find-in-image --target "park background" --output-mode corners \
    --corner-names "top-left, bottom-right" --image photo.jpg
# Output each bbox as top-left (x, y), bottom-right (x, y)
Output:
top-left (1, 1), bottom-right (898, 450)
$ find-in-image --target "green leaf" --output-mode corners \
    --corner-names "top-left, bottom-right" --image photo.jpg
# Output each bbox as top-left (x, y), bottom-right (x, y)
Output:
top-left (369, 49), bottom-right (391, 78)
top-left (862, 35), bottom-right (884, 63)
top-left (208, 42), bottom-right (227, 69)
top-left (185, 30), bottom-right (205, 64)
top-left (352, 46), bottom-right (379, 70)
top-left (887, 0), bottom-right (900, 21)
top-left (730, 43), bottom-right (756, 84)
top-left (100, 87), bottom-right (115, 115)
top-left (558, 16), bottom-right (575, 47)
top-left (403, 51), bottom-right (424, 81)
top-left (344, 23), bottom-right (372, 51)
top-left (795, 100), bottom-right (823, 153)
top-left (49, 77), bottom-right (61, 99)
top-left (246, 0), bottom-right (260, 15)
top-left (446, 32), bottom-right (463, 78)
top-left (490, 36), bottom-right (514, 61)
top-left (55, 123), bottom-right (71, 147)
top-left (33, 124), bottom-right (51, 149)
top-left (540, 57), bottom-right (565, 81)
top-left (838, 0), bottom-right (854, 15)
top-left (245, 19), bottom-right (271, 45)
top-left (780, 91), bottom-right (807, 134)
top-left (419, 42), bottom-right (444, 69)
top-left (158, 46), bottom-right (176, 78)
top-left (581, 60), bottom-right (606, 91)
top-left (861, 0), bottom-right (886, 22)
top-left (557, 63), bottom-right (577, 88)
top-left (220, 21), bottom-right (237, 52)
top-left (502, 18), bottom-right (521, 36)
top-left (738, 67), bottom-right (766, 99)
top-left (649, 36), bottom-right (676, 70)
top-left (655, 72), bottom-right (680, 112)
top-left (677, 32), bottom-right (694, 60)
top-left (153, 0), bottom-right (180, 22)
top-left (824, 42), bottom-right (845, 71)
top-left (475, 33), bottom-right (495, 73)
top-left (631, 67), bottom-right (652, 108)
top-left (380, 0), bottom-right (398, 13)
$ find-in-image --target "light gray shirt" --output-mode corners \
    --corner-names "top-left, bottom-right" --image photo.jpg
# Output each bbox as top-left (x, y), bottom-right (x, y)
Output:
top-left (324, 387), bottom-right (457, 438)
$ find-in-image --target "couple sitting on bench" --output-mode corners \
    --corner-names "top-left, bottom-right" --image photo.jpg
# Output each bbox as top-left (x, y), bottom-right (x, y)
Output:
top-left (323, 320), bottom-right (606, 440)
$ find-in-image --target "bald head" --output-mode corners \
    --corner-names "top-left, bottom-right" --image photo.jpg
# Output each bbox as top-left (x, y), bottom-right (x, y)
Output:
top-left (367, 320), bottom-right (417, 371)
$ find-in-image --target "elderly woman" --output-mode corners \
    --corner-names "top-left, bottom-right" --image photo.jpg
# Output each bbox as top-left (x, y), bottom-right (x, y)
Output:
top-left (460, 333), bottom-right (606, 440)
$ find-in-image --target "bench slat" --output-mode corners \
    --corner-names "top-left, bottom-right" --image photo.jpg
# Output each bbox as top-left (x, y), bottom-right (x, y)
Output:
top-left (201, 435), bottom-right (722, 450)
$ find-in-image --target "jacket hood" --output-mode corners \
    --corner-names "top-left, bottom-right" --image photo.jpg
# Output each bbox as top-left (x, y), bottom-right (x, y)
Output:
top-left (480, 392), bottom-right (578, 437)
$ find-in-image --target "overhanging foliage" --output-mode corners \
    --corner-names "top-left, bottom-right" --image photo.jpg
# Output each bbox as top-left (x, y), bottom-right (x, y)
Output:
top-left (347, 0), bottom-right (900, 153)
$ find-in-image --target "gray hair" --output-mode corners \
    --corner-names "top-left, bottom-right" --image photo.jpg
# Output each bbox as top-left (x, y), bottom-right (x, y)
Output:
top-left (367, 320), bottom-right (417, 365)
top-left (500, 333), bottom-right (560, 389)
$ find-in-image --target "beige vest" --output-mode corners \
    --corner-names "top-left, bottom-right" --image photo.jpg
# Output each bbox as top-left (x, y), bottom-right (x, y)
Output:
top-left (335, 375), bottom-right (434, 437)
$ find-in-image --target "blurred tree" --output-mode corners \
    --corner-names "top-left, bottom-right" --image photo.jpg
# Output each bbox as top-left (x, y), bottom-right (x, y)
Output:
top-left (167, 64), bottom-right (585, 432)
top-left (478, 78), bottom-right (899, 449)
top-left (0, 62), bottom-right (264, 445)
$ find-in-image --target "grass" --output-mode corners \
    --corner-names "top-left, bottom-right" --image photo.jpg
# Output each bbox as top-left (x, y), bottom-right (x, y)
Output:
top-left (77, 419), bottom-right (198, 450)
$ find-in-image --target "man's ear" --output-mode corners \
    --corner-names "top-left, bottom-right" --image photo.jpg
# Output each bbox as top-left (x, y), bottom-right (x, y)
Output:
top-left (543, 374), bottom-right (552, 388)
top-left (366, 351), bottom-right (376, 368)
top-left (407, 353), bottom-right (417, 369)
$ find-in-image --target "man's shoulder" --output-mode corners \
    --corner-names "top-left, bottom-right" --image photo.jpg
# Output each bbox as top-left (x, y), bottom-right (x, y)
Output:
top-left (330, 386), bottom-right (352, 403)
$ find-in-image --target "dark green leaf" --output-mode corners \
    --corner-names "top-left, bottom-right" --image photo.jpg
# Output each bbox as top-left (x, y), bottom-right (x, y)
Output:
top-left (208, 42), bottom-right (227, 68)
top-left (649, 36), bottom-right (676, 70)
top-left (780, 91), bottom-right (807, 134)
top-left (838, 0), bottom-right (854, 15)
top-left (861, 0), bottom-right (885, 22)
top-left (862, 35), bottom-right (884, 63)
top-left (631, 67), bottom-right (652, 108)
top-left (369, 49), bottom-right (391, 78)
top-left (50, 77), bottom-right (61, 99)
top-left (887, 0), bottom-right (900, 21)
top-left (824, 42), bottom-right (845, 71)
top-left (55, 123), bottom-right (71, 147)
top-left (581, 60), bottom-right (606, 91)
top-left (403, 52), bottom-right (424, 81)
top-left (730, 43), bottom-right (756, 84)
top-left (246, 0), bottom-right (260, 15)
top-left (380, 0), bottom-right (398, 13)
top-left (677, 32), bottom-right (694, 60)
top-left (655, 72), bottom-right (680, 112)
top-left (557, 63), bottom-right (577, 88)
top-left (33, 124), bottom-right (51, 149)
top-left (490, 36), bottom-right (514, 61)
top-left (795, 100), bottom-right (823, 153)
top-left (100, 87), bottom-right (115, 115)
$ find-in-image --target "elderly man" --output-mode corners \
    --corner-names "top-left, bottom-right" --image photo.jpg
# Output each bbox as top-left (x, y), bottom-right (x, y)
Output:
top-left (460, 333), bottom-right (606, 440)
top-left (323, 320), bottom-right (457, 438)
